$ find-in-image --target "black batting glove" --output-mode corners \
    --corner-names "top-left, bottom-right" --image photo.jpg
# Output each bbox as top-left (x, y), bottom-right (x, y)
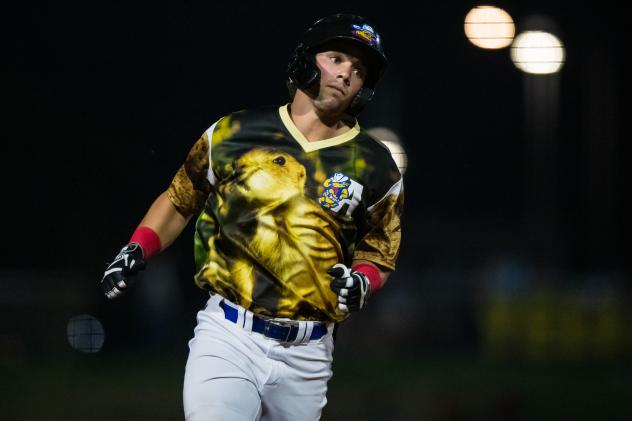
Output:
top-left (328, 263), bottom-right (371, 312)
top-left (100, 243), bottom-right (146, 299)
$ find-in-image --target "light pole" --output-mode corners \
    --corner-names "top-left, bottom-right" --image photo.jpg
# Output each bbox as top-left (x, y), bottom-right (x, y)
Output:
top-left (510, 22), bottom-right (566, 267)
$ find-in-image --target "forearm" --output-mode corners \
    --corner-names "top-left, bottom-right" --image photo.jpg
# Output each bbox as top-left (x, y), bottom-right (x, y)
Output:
top-left (136, 191), bottom-right (191, 251)
top-left (101, 192), bottom-right (192, 299)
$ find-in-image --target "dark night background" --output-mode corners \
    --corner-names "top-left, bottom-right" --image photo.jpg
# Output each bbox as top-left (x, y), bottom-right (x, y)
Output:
top-left (1, 0), bottom-right (630, 420)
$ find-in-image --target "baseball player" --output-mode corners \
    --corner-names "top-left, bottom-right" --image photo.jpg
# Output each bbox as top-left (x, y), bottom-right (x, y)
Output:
top-left (101, 14), bottom-right (403, 420)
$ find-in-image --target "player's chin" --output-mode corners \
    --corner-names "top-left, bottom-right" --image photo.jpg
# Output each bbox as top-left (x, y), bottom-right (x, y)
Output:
top-left (315, 96), bottom-right (348, 115)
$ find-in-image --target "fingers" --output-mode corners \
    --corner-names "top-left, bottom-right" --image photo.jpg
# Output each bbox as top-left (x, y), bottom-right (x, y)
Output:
top-left (331, 282), bottom-right (361, 313)
top-left (337, 302), bottom-right (349, 312)
top-left (330, 277), bottom-right (355, 290)
top-left (337, 300), bottom-right (361, 313)
top-left (101, 244), bottom-right (146, 300)
top-left (329, 264), bottom-right (366, 313)
top-left (105, 286), bottom-right (122, 299)
top-left (101, 271), bottom-right (128, 299)
top-left (327, 263), bottom-right (351, 278)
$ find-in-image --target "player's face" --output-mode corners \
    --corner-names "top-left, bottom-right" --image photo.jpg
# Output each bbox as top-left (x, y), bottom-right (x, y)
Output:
top-left (313, 46), bottom-right (367, 115)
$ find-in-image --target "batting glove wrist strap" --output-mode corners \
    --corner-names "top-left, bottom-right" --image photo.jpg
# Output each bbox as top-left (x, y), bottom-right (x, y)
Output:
top-left (328, 263), bottom-right (372, 313)
top-left (100, 243), bottom-right (146, 299)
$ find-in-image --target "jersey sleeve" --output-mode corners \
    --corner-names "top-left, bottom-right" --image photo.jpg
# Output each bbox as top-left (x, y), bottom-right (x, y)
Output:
top-left (353, 177), bottom-right (404, 271)
top-left (166, 122), bottom-right (218, 217)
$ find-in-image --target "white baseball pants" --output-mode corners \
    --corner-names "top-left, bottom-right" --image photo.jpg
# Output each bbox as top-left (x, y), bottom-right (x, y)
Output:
top-left (183, 294), bottom-right (335, 421)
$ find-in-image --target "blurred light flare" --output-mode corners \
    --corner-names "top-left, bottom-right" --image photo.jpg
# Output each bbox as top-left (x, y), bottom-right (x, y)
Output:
top-left (66, 314), bottom-right (105, 353)
top-left (511, 31), bottom-right (565, 74)
top-left (464, 5), bottom-right (515, 49)
top-left (366, 127), bottom-right (407, 175)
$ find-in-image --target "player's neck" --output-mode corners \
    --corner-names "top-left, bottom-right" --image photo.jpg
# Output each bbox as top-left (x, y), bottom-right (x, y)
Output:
top-left (289, 94), bottom-right (353, 142)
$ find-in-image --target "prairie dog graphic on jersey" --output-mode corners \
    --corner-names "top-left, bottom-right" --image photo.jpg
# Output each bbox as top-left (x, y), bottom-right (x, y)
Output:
top-left (198, 148), bottom-right (343, 318)
top-left (230, 149), bottom-right (306, 204)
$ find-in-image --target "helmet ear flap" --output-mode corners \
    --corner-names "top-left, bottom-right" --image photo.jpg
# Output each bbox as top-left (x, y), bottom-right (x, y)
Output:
top-left (286, 77), bottom-right (297, 100)
top-left (347, 87), bottom-right (374, 117)
top-left (287, 43), bottom-right (320, 91)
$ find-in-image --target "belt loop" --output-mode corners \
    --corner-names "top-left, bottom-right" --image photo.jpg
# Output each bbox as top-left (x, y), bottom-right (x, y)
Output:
top-left (290, 321), bottom-right (306, 345)
top-left (236, 305), bottom-right (246, 328)
top-left (244, 310), bottom-right (254, 331)
top-left (302, 322), bottom-right (314, 345)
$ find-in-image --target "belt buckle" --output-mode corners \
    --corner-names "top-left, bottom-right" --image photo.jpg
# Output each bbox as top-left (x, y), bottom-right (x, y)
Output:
top-left (265, 319), bottom-right (295, 343)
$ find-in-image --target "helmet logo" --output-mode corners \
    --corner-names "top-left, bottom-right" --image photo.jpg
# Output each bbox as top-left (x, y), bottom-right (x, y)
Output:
top-left (351, 24), bottom-right (378, 47)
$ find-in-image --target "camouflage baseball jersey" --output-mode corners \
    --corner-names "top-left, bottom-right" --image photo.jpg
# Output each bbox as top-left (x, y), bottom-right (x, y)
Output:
top-left (167, 105), bottom-right (403, 322)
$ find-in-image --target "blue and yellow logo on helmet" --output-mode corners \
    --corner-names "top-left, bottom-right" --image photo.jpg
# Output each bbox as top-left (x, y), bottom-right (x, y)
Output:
top-left (351, 24), bottom-right (378, 46)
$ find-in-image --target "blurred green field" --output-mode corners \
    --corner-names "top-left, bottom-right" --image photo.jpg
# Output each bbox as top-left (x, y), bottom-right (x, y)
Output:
top-left (2, 352), bottom-right (630, 421)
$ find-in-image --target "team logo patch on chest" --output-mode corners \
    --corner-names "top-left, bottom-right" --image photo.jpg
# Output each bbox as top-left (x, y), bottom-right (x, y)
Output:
top-left (319, 173), bottom-right (364, 216)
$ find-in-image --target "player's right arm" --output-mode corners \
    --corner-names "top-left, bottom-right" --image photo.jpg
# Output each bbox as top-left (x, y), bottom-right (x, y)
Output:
top-left (100, 192), bottom-right (191, 299)
top-left (137, 191), bottom-right (192, 250)
top-left (101, 128), bottom-right (215, 299)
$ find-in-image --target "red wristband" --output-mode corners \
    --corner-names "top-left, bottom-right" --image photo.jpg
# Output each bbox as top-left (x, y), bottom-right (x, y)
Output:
top-left (129, 226), bottom-right (162, 259)
top-left (352, 263), bottom-right (382, 292)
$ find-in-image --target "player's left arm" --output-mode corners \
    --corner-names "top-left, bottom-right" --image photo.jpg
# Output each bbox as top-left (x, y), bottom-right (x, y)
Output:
top-left (352, 176), bottom-right (404, 282)
top-left (329, 176), bottom-right (403, 312)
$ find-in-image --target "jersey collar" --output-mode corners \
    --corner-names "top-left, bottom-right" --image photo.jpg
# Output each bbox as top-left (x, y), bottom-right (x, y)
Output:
top-left (278, 104), bottom-right (360, 153)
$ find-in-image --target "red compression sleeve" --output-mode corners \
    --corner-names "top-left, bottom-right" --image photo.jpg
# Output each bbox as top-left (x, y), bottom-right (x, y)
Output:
top-left (129, 226), bottom-right (162, 258)
top-left (353, 262), bottom-right (383, 292)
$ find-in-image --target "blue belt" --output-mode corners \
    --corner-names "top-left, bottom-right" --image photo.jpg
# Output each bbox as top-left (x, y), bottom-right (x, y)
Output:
top-left (219, 300), bottom-right (328, 342)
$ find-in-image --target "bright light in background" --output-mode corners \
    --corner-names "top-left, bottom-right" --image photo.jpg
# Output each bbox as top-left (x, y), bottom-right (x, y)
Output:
top-left (66, 314), bottom-right (105, 353)
top-left (511, 31), bottom-right (565, 74)
top-left (464, 5), bottom-right (515, 49)
top-left (366, 127), bottom-right (407, 175)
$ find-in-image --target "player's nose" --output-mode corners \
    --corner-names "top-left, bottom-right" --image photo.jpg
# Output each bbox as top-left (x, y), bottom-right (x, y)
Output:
top-left (336, 64), bottom-right (352, 85)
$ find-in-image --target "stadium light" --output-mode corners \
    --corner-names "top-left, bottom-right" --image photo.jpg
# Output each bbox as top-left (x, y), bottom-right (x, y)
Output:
top-left (511, 31), bottom-right (565, 74)
top-left (464, 5), bottom-right (515, 49)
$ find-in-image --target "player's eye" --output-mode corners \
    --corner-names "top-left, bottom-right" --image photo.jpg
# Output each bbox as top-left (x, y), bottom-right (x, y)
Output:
top-left (329, 56), bottom-right (340, 64)
top-left (353, 67), bottom-right (366, 78)
top-left (273, 156), bottom-right (285, 165)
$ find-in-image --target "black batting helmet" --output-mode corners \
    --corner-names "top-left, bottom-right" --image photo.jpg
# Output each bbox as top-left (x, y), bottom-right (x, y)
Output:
top-left (287, 14), bottom-right (388, 116)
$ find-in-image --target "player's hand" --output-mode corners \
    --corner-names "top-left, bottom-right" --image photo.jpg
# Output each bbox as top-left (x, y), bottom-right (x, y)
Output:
top-left (100, 243), bottom-right (146, 299)
top-left (328, 263), bottom-right (371, 312)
